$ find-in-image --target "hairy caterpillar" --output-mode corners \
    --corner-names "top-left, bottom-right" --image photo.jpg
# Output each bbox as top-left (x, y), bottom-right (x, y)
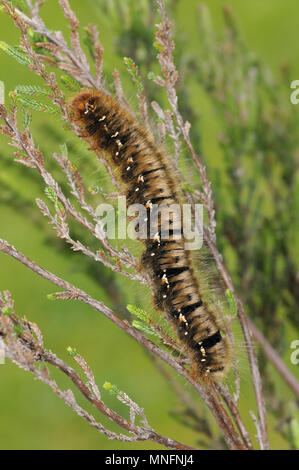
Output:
top-left (70, 90), bottom-right (230, 381)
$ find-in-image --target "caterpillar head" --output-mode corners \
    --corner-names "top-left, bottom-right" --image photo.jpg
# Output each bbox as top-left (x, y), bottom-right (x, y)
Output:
top-left (69, 91), bottom-right (95, 119)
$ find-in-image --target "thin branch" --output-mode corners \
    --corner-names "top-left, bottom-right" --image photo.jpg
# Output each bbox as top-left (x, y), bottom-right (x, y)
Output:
top-left (4, 0), bottom-right (97, 88)
top-left (0, 238), bottom-right (246, 449)
top-left (204, 232), bottom-right (269, 449)
top-left (0, 298), bottom-right (194, 450)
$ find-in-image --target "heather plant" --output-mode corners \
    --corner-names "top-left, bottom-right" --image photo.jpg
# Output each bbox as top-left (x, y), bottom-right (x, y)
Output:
top-left (0, 0), bottom-right (298, 450)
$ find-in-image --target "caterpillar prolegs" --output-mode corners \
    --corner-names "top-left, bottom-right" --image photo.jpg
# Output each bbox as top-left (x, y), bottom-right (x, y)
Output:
top-left (70, 90), bottom-right (230, 381)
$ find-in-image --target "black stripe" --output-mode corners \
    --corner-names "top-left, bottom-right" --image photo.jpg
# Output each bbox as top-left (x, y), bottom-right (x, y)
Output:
top-left (155, 267), bottom-right (189, 280)
top-left (86, 123), bottom-right (98, 136)
top-left (170, 299), bottom-right (203, 317)
top-left (164, 266), bottom-right (189, 278)
top-left (201, 330), bottom-right (222, 350)
top-left (151, 239), bottom-right (182, 249)
top-left (130, 150), bottom-right (142, 159)
top-left (142, 167), bottom-right (165, 176)
top-left (151, 196), bottom-right (176, 204)
top-left (210, 367), bottom-right (225, 374)
top-left (170, 282), bottom-right (194, 295)
top-left (181, 300), bottom-right (203, 315)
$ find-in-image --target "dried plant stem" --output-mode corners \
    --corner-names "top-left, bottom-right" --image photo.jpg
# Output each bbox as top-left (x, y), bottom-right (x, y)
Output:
top-left (204, 234), bottom-right (269, 449)
top-left (0, 238), bottom-right (246, 449)
top-left (0, 301), bottom-right (194, 449)
top-left (6, 1), bottom-right (97, 88)
top-left (42, 352), bottom-right (195, 449)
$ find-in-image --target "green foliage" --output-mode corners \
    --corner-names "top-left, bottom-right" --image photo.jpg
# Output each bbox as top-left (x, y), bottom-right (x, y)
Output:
top-left (126, 304), bottom-right (149, 322)
top-left (123, 57), bottom-right (144, 93)
top-left (181, 182), bottom-right (195, 195)
top-left (153, 40), bottom-right (164, 53)
top-left (6, 85), bottom-right (59, 116)
top-left (21, 106), bottom-right (32, 129)
top-left (127, 304), bottom-right (161, 338)
top-left (12, 85), bottom-right (55, 125)
top-left (13, 94), bottom-right (58, 114)
top-left (5, 0), bottom-right (29, 14)
top-left (132, 320), bottom-right (159, 338)
top-left (103, 381), bottom-right (127, 401)
top-left (46, 293), bottom-right (57, 301)
top-left (14, 85), bottom-right (49, 97)
top-left (27, 27), bottom-right (48, 49)
top-left (67, 346), bottom-right (78, 357)
top-left (103, 380), bottom-right (119, 395)
top-left (60, 74), bottom-right (81, 92)
top-left (44, 186), bottom-right (65, 213)
top-left (0, 41), bottom-right (31, 65)
top-left (2, 306), bottom-right (12, 316)
top-left (13, 323), bottom-right (24, 336)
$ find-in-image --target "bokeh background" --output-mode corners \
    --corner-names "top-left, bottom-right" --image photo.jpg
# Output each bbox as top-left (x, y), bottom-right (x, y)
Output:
top-left (0, 0), bottom-right (298, 449)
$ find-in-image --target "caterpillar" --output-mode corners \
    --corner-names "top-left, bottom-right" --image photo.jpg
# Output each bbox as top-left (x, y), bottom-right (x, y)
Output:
top-left (70, 90), bottom-right (230, 381)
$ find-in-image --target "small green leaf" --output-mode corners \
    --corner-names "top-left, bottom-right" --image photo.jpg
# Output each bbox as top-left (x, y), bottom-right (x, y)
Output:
top-left (27, 28), bottom-right (47, 45)
top-left (132, 320), bottom-right (159, 337)
top-left (88, 185), bottom-right (99, 194)
top-left (103, 381), bottom-right (112, 391)
top-left (45, 186), bottom-right (58, 204)
top-left (14, 94), bottom-right (59, 114)
top-left (60, 74), bottom-right (81, 92)
top-left (22, 106), bottom-right (32, 129)
top-left (103, 381), bottom-right (120, 396)
top-left (67, 346), bottom-right (77, 357)
top-left (46, 293), bottom-right (57, 301)
top-left (0, 41), bottom-right (31, 65)
top-left (181, 182), bottom-right (195, 194)
top-left (15, 85), bottom-right (49, 97)
top-left (13, 324), bottom-right (24, 336)
top-left (8, 0), bottom-right (29, 13)
top-left (153, 41), bottom-right (164, 52)
top-left (2, 307), bottom-right (12, 316)
top-left (44, 186), bottom-right (65, 213)
top-left (123, 56), bottom-right (144, 93)
top-left (127, 304), bottom-right (149, 322)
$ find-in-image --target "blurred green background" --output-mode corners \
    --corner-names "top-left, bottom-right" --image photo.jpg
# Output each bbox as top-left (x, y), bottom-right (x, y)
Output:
top-left (0, 0), bottom-right (298, 450)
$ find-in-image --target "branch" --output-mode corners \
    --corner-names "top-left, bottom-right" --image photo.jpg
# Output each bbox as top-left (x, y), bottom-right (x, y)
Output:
top-left (3, 0), bottom-right (98, 88)
top-left (0, 238), bottom-right (246, 449)
top-left (0, 292), bottom-right (193, 450)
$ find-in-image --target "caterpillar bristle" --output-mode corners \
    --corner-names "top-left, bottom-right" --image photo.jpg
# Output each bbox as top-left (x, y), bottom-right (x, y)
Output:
top-left (69, 89), bottom-right (231, 382)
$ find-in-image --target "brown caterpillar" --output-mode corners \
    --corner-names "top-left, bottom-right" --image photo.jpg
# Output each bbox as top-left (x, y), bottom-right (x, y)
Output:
top-left (70, 90), bottom-right (230, 381)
